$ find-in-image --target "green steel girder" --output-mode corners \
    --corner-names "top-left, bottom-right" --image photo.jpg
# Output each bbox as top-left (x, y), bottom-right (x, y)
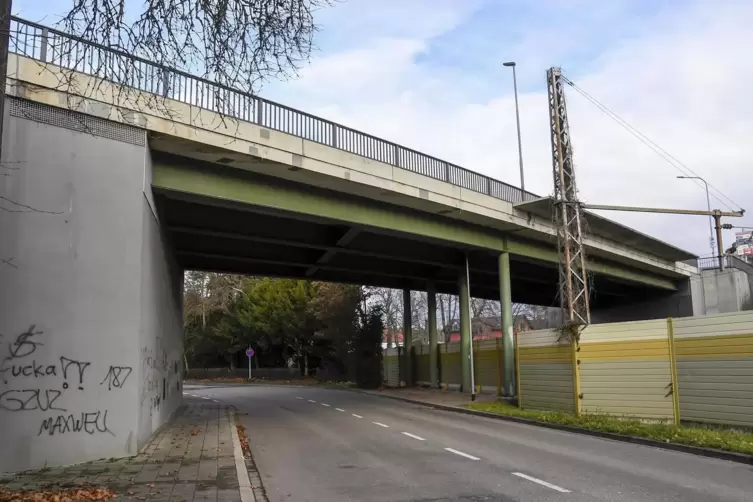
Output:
top-left (152, 162), bottom-right (677, 291)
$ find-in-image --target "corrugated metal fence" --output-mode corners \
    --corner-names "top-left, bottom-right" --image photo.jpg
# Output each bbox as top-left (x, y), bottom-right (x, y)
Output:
top-left (382, 339), bottom-right (507, 395)
top-left (386, 311), bottom-right (753, 428)
top-left (516, 311), bottom-right (753, 427)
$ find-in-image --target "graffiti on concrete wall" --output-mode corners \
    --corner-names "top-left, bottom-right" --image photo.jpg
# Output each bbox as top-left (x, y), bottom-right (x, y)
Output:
top-left (0, 325), bottom-right (133, 437)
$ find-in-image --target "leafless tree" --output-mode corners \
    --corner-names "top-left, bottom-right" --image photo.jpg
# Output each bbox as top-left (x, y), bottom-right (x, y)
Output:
top-left (1, 0), bottom-right (335, 266)
top-left (4, 0), bottom-right (336, 136)
top-left (60, 0), bottom-right (333, 93)
top-left (366, 287), bottom-right (401, 347)
top-left (437, 293), bottom-right (458, 343)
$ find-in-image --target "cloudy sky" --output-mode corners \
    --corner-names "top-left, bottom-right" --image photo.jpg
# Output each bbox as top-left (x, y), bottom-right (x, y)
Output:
top-left (16, 0), bottom-right (753, 257)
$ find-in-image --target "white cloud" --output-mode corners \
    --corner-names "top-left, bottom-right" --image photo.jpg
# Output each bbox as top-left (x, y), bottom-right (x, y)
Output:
top-left (263, 0), bottom-right (753, 257)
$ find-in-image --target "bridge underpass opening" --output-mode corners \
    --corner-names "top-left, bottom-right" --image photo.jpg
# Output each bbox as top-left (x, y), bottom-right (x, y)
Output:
top-left (155, 183), bottom-right (671, 311)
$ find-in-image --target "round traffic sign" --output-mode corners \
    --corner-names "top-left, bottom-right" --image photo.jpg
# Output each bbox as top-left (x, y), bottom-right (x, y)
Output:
top-left (246, 348), bottom-right (254, 357)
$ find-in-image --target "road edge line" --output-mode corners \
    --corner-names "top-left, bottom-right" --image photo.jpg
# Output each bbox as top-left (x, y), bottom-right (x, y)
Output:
top-left (345, 389), bottom-right (753, 466)
top-left (229, 408), bottom-right (257, 502)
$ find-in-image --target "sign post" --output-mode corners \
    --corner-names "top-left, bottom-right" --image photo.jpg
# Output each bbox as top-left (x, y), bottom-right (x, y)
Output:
top-left (246, 347), bottom-right (255, 380)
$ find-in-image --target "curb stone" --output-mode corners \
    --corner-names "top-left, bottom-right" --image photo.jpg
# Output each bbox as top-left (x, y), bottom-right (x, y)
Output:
top-left (348, 389), bottom-right (753, 466)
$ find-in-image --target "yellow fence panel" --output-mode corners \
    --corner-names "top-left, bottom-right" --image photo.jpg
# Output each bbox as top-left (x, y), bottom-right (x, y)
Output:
top-left (415, 347), bottom-right (430, 386)
top-left (440, 342), bottom-right (461, 388)
top-left (518, 328), bottom-right (574, 412)
top-left (579, 320), bottom-right (674, 421)
top-left (474, 339), bottom-right (502, 393)
top-left (674, 311), bottom-right (753, 427)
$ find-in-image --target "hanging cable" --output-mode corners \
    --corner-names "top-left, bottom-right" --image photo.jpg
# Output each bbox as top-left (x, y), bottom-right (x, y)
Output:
top-left (560, 75), bottom-right (743, 212)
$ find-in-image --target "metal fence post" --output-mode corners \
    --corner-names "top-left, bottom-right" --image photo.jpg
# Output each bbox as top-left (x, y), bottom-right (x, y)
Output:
top-left (331, 123), bottom-right (338, 148)
top-left (161, 71), bottom-right (169, 98)
top-left (514, 331), bottom-right (521, 407)
top-left (39, 28), bottom-right (48, 62)
top-left (255, 99), bottom-right (263, 125)
top-left (667, 317), bottom-right (681, 425)
top-left (496, 337), bottom-right (502, 397)
top-left (473, 339), bottom-right (480, 394)
top-left (398, 345), bottom-right (403, 387)
top-left (444, 162), bottom-right (450, 182)
top-left (394, 144), bottom-right (400, 167)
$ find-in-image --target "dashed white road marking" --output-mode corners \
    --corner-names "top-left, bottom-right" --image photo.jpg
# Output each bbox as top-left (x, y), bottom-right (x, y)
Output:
top-left (201, 397), bottom-right (211, 400)
top-left (401, 432), bottom-right (426, 441)
top-left (321, 403), bottom-right (331, 407)
top-left (296, 397), bottom-right (303, 400)
top-left (444, 448), bottom-right (480, 460)
top-left (512, 473), bottom-right (570, 493)
top-left (372, 422), bottom-right (389, 428)
top-left (352, 414), bottom-right (363, 419)
top-left (308, 400), bottom-right (316, 403)
top-left (212, 399), bottom-right (220, 403)
top-left (335, 408), bottom-right (345, 412)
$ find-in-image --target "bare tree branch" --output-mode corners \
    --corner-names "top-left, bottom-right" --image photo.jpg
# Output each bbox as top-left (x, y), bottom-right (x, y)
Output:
top-left (59, 0), bottom-right (334, 95)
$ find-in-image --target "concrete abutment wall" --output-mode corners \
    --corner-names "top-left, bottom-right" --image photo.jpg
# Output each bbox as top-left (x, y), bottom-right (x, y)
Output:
top-left (0, 98), bottom-right (183, 473)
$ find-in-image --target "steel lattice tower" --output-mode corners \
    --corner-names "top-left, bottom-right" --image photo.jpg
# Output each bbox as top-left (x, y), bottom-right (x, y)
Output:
top-left (547, 67), bottom-right (590, 325)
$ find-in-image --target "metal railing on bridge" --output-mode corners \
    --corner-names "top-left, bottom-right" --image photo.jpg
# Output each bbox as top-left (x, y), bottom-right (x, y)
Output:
top-left (693, 254), bottom-right (753, 273)
top-left (8, 16), bottom-right (539, 206)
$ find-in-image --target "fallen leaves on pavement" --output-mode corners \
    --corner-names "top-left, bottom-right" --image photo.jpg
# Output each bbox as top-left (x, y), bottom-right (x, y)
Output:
top-left (0, 486), bottom-right (116, 501)
top-left (236, 424), bottom-right (251, 458)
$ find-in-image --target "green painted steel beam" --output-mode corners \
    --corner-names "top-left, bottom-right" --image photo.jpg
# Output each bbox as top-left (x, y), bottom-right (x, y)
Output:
top-left (427, 283), bottom-right (438, 389)
top-left (499, 252), bottom-right (515, 397)
top-left (403, 288), bottom-right (413, 386)
top-left (152, 162), bottom-right (678, 290)
top-left (459, 266), bottom-right (471, 393)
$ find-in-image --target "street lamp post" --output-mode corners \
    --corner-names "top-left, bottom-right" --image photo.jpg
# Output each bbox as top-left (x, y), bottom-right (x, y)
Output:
top-left (677, 176), bottom-right (716, 259)
top-left (503, 61), bottom-right (525, 193)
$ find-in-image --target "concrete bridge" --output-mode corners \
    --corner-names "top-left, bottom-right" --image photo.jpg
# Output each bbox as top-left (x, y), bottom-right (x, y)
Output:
top-left (0, 17), bottom-right (696, 473)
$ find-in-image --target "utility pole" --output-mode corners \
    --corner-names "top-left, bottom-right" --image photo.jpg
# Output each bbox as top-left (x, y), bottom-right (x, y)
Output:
top-left (677, 176), bottom-right (715, 258)
top-left (503, 61), bottom-right (525, 192)
top-left (584, 204), bottom-right (744, 271)
top-left (547, 67), bottom-right (590, 325)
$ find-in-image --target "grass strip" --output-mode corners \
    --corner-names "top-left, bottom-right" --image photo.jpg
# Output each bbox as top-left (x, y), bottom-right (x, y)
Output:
top-left (467, 402), bottom-right (753, 455)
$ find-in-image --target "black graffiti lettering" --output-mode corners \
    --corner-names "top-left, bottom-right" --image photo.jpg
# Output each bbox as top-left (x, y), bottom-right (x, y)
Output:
top-left (0, 389), bottom-right (66, 412)
top-left (100, 366), bottom-right (133, 390)
top-left (0, 390), bottom-right (24, 411)
top-left (0, 326), bottom-right (46, 384)
top-left (6, 361), bottom-right (57, 379)
top-left (7, 325), bottom-right (44, 359)
top-left (38, 410), bottom-right (113, 437)
top-left (60, 357), bottom-right (91, 390)
top-left (46, 389), bottom-right (64, 411)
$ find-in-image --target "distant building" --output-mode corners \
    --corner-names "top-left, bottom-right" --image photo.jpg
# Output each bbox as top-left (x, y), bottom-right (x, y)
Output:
top-left (381, 311), bottom-right (562, 349)
top-left (734, 231), bottom-right (753, 264)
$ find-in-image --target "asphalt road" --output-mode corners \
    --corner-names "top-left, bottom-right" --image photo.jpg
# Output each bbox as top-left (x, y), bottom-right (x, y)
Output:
top-left (184, 384), bottom-right (753, 502)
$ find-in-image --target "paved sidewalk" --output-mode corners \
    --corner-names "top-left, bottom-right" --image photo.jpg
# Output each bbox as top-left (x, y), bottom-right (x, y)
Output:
top-left (363, 386), bottom-right (499, 407)
top-left (0, 399), bottom-right (243, 502)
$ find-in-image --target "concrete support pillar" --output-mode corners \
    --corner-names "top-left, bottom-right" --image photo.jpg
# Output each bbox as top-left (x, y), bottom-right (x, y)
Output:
top-left (403, 288), bottom-right (413, 386)
top-left (459, 267), bottom-right (471, 393)
top-left (0, 107), bottom-right (184, 472)
top-left (499, 252), bottom-right (515, 396)
top-left (427, 282), bottom-right (438, 388)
